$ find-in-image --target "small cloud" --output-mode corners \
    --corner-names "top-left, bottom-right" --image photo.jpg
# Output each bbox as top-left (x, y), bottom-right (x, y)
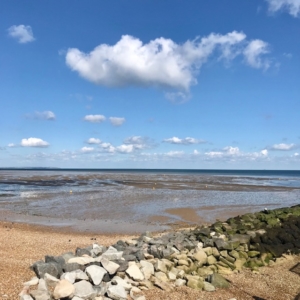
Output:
top-left (193, 149), bottom-right (200, 155)
top-left (8, 25), bottom-right (35, 43)
top-left (165, 92), bottom-right (191, 104)
top-left (8, 143), bottom-right (16, 148)
top-left (87, 138), bottom-right (101, 144)
top-left (243, 40), bottom-right (270, 69)
top-left (270, 143), bottom-right (296, 150)
top-left (27, 111), bottom-right (56, 120)
top-left (261, 149), bottom-right (268, 156)
top-left (100, 142), bottom-right (116, 153)
top-left (116, 144), bottom-right (134, 153)
top-left (81, 146), bottom-right (94, 153)
top-left (163, 137), bottom-right (205, 145)
top-left (265, 0), bottom-right (300, 17)
top-left (283, 52), bottom-right (292, 58)
top-left (109, 117), bottom-right (125, 126)
top-left (21, 138), bottom-right (49, 147)
top-left (84, 114), bottom-right (106, 123)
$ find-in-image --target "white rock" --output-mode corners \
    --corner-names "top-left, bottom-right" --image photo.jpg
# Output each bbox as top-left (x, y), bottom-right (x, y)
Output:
top-left (60, 272), bottom-right (76, 284)
top-left (86, 265), bottom-right (107, 285)
top-left (111, 276), bottom-right (132, 291)
top-left (102, 246), bottom-right (123, 260)
top-left (175, 279), bottom-right (186, 287)
top-left (107, 284), bottom-right (128, 300)
top-left (37, 279), bottom-right (48, 291)
top-left (53, 279), bottom-right (75, 299)
top-left (154, 271), bottom-right (168, 282)
top-left (73, 280), bottom-right (97, 299)
top-left (125, 264), bottom-right (144, 281)
top-left (140, 260), bottom-right (154, 280)
top-left (23, 277), bottom-right (39, 286)
top-left (68, 256), bottom-right (95, 265)
top-left (167, 271), bottom-right (176, 281)
top-left (130, 287), bottom-right (145, 300)
top-left (101, 257), bottom-right (120, 275)
top-left (20, 295), bottom-right (34, 300)
top-left (73, 269), bottom-right (89, 281)
top-left (44, 273), bottom-right (59, 288)
top-left (203, 281), bottom-right (216, 292)
top-left (154, 260), bottom-right (167, 273)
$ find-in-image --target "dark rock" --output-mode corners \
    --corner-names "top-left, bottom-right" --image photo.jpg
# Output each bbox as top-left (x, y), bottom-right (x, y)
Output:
top-left (63, 262), bottom-right (84, 272)
top-left (32, 261), bottom-right (62, 279)
top-left (209, 273), bottom-right (230, 288)
top-left (75, 247), bottom-right (91, 257)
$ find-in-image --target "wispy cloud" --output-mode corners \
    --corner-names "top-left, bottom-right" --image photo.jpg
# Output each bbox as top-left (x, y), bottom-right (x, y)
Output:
top-left (66, 32), bottom-right (271, 96)
top-left (21, 138), bottom-right (49, 147)
top-left (269, 143), bottom-right (296, 150)
top-left (83, 114), bottom-right (106, 123)
top-left (163, 137), bottom-right (205, 145)
top-left (26, 111), bottom-right (56, 120)
top-left (265, 0), bottom-right (300, 17)
top-left (109, 117), bottom-right (126, 126)
top-left (8, 25), bottom-right (35, 43)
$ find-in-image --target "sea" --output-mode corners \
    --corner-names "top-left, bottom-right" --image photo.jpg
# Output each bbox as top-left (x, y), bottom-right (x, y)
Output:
top-left (0, 169), bottom-right (299, 233)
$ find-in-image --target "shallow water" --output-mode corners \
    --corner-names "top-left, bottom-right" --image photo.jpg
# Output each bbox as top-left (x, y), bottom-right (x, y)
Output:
top-left (0, 170), bottom-right (299, 232)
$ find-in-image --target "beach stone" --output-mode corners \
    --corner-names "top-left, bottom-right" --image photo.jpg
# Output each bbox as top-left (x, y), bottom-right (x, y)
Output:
top-left (234, 258), bottom-right (247, 271)
top-left (107, 284), bottom-right (128, 300)
top-left (20, 295), bottom-right (34, 300)
top-left (193, 249), bottom-right (207, 266)
top-left (130, 287), bottom-right (145, 300)
top-left (186, 276), bottom-right (204, 290)
top-left (102, 246), bottom-right (123, 260)
top-left (73, 280), bottom-right (97, 299)
top-left (45, 255), bottom-right (65, 266)
top-left (37, 279), bottom-right (48, 291)
top-left (248, 250), bottom-right (260, 258)
top-left (210, 273), bottom-right (230, 288)
top-left (126, 264), bottom-right (144, 281)
top-left (207, 255), bottom-right (217, 265)
top-left (101, 257), bottom-right (120, 275)
top-left (175, 279), bottom-right (186, 287)
top-left (140, 260), bottom-right (154, 280)
top-left (53, 279), bottom-right (75, 299)
top-left (86, 265), bottom-right (107, 285)
top-left (68, 256), bottom-right (95, 265)
top-left (212, 247), bottom-right (220, 257)
top-left (111, 276), bottom-right (132, 291)
top-left (44, 273), bottom-right (59, 288)
top-left (153, 278), bottom-right (174, 292)
top-left (154, 271), bottom-right (168, 282)
top-left (76, 247), bottom-right (92, 257)
top-left (203, 247), bottom-right (213, 256)
top-left (60, 272), bottom-right (76, 283)
top-left (30, 290), bottom-right (51, 300)
top-left (32, 261), bottom-right (61, 279)
top-left (216, 264), bottom-right (233, 275)
top-left (167, 271), bottom-right (176, 281)
top-left (203, 281), bottom-right (216, 292)
top-left (63, 262), bottom-right (83, 272)
top-left (24, 277), bottom-right (39, 286)
top-left (73, 269), bottom-right (89, 281)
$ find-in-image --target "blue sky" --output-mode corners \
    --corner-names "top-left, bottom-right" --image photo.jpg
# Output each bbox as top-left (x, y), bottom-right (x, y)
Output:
top-left (0, 0), bottom-right (299, 169)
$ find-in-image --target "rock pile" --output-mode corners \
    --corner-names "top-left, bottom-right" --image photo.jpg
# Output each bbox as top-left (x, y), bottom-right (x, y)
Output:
top-left (19, 205), bottom-right (300, 300)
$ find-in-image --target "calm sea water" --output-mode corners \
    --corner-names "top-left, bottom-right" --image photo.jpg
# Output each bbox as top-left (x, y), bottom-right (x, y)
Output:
top-left (0, 169), bottom-right (299, 229)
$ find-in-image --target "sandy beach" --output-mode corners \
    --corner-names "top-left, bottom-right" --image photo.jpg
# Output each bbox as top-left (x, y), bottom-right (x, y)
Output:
top-left (1, 220), bottom-right (300, 300)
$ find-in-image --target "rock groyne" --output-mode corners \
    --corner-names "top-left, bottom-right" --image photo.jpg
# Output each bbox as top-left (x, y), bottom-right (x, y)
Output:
top-left (20, 205), bottom-right (300, 300)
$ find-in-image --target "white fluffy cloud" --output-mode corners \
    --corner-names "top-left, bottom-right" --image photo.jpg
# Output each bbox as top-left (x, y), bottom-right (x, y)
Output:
top-left (109, 117), bottom-right (126, 126)
top-left (21, 138), bottom-right (49, 147)
top-left (66, 32), bottom-right (270, 93)
top-left (163, 137), bottom-right (205, 145)
top-left (266, 0), bottom-right (300, 16)
top-left (8, 25), bottom-right (35, 43)
top-left (84, 114), bottom-right (106, 123)
top-left (270, 143), bottom-right (296, 150)
top-left (81, 146), bottom-right (94, 153)
top-left (87, 138), bottom-right (101, 144)
top-left (243, 40), bottom-right (270, 69)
